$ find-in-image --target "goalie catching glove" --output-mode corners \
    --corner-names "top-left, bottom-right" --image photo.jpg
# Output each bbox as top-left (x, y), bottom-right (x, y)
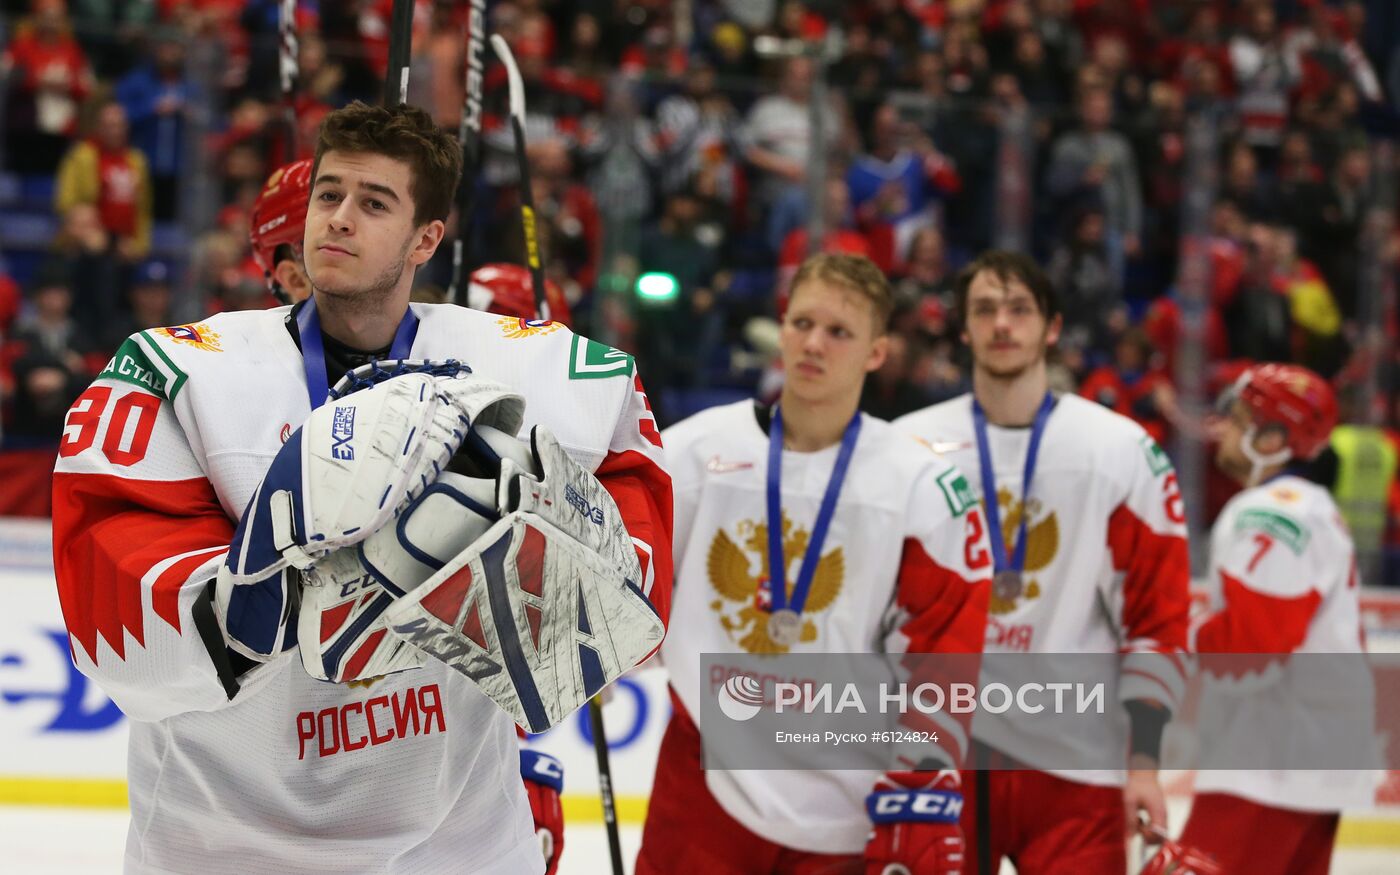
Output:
top-left (213, 360), bottom-right (522, 661)
top-left (298, 360), bottom-right (664, 733)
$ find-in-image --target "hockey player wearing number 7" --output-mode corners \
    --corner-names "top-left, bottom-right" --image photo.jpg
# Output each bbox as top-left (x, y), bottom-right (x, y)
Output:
top-left (51, 100), bottom-right (673, 874)
top-left (1160, 364), bottom-right (1375, 875)
top-left (636, 253), bottom-right (992, 874)
top-left (895, 250), bottom-right (1191, 874)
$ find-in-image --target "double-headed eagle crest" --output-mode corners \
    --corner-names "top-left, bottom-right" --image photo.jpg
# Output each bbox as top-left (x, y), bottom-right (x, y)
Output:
top-left (706, 512), bottom-right (843, 654)
top-left (989, 487), bottom-right (1059, 615)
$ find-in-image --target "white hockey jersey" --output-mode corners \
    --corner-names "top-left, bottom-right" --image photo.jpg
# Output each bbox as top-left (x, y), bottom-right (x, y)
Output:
top-left (51, 304), bottom-right (672, 874)
top-left (895, 393), bottom-right (1190, 786)
top-left (1191, 475), bottom-right (1379, 811)
top-left (661, 401), bottom-right (990, 854)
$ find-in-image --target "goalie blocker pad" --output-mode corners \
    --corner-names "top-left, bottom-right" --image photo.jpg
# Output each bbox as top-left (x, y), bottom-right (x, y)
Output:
top-left (382, 510), bottom-right (663, 733)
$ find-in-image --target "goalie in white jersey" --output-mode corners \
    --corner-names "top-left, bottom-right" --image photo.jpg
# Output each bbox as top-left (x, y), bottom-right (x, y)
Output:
top-left (895, 251), bottom-right (1191, 874)
top-left (637, 253), bottom-right (992, 874)
top-left (1162, 363), bottom-right (1377, 875)
top-left (52, 101), bottom-right (673, 874)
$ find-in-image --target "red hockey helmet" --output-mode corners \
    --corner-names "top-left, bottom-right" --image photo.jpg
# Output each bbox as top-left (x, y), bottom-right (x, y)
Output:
top-left (250, 158), bottom-right (314, 279)
top-left (467, 263), bottom-right (572, 328)
top-left (1227, 363), bottom-right (1339, 461)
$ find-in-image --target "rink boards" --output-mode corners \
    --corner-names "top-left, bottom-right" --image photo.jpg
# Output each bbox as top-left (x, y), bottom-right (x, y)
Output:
top-left (2, 517), bottom-right (1398, 847)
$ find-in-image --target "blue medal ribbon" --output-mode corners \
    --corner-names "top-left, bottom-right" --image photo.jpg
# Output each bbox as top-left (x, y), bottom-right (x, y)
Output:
top-left (765, 407), bottom-right (862, 617)
top-left (971, 392), bottom-right (1056, 577)
top-left (296, 296), bottom-right (420, 411)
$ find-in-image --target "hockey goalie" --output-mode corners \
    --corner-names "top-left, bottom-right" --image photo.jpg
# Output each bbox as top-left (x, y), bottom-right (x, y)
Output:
top-left (51, 100), bottom-right (672, 874)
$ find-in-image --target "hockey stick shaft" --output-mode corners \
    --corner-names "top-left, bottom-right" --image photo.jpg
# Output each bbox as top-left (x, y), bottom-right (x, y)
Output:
top-left (278, 0), bottom-right (298, 163)
top-left (383, 0), bottom-right (413, 106)
top-left (490, 34), bottom-right (550, 321)
top-left (588, 696), bottom-right (626, 875)
top-left (449, 0), bottom-right (488, 306)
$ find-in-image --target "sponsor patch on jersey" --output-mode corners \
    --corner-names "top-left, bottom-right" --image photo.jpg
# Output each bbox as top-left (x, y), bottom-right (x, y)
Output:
top-left (1234, 508), bottom-right (1310, 554)
top-left (935, 467), bottom-right (976, 517)
top-left (331, 406), bottom-right (356, 460)
top-left (569, 335), bottom-right (634, 380)
top-left (497, 315), bottom-right (561, 338)
top-left (98, 337), bottom-right (169, 397)
top-left (1141, 435), bottom-right (1173, 476)
top-left (155, 322), bottom-right (223, 352)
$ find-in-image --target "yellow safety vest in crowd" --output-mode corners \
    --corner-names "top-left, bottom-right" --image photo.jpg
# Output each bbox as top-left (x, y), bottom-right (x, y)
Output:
top-left (1330, 425), bottom-right (1398, 558)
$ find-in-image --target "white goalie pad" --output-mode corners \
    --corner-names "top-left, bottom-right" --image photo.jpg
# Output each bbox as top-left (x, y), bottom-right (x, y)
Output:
top-left (298, 426), bottom-right (534, 683)
top-left (224, 362), bottom-right (523, 585)
top-left (381, 510), bottom-right (664, 733)
top-left (298, 473), bottom-right (499, 682)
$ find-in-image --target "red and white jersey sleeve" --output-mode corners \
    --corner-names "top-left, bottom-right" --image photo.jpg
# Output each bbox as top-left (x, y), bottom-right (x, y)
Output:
top-left (594, 373), bottom-right (673, 625)
top-left (53, 339), bottom-right (251, 722)
top-left (47, 305), bottom-right (662, 875)
top-left (880, 461), bottom-right (993, 769)
top-left (895, 393), bottom-right (1190, 785)
top-left (1192, 476), bottom-right (1377, 812)
top-left (658, 401), bottom-right (989, 854)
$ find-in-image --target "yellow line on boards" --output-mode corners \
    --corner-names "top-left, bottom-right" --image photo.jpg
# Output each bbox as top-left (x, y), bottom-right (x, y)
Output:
top-left (0, 776), bottom-right (127, 808)
top-left (2, 777), bottom-right (1397, 848)
top-left (0, 776), bottom-right (653, 824)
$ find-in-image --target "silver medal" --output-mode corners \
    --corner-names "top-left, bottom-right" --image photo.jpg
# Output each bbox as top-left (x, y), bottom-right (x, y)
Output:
top-left (993, 569), bottom-right (1024, 601)
top-left (767, 609), bottom-right (803, 647)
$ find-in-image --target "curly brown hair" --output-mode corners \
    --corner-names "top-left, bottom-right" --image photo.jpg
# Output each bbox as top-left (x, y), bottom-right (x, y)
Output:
top-left (312, 101), bottom-right (462, 227)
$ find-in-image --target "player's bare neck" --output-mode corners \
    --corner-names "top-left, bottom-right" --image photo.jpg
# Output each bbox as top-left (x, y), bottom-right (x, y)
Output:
top-left (779, 389), bottom-right (858, 453)
top-left (314, 292), bottom-right (408, 352)
top-left (973, 361), bottom-right (1050, 427)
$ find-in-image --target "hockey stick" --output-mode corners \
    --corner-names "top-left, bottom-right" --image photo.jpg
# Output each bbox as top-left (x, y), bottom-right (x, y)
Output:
top-left (448, 0), bottom-right (488, 306)
top-left (383, 0), bottom-right (413, 106)
top-left (587, 695), bottom-right (626, 875)
top-left (277, 0), bottom-right (298, 164)
top-left (489, 34), bottom-right (550, 321)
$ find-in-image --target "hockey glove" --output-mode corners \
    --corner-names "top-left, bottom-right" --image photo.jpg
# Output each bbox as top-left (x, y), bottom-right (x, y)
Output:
top-left (864, 769), bottom-right (966, 875)
top-left (297, 423), bottom-right (532, 682)
top-left (222, 360), bottom-right (523, 582)
top-left (216, 361), bottom-right (522, 663)
top-left (520, 749), bottom-right (565, 875)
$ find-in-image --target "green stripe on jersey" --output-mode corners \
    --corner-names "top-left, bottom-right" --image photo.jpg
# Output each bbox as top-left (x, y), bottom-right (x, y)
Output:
top-left (137, 331), bottom-right (189, 401)
top-left (1234, 508), bottom-right (1310, 554)
top-left (568, 335), bottom-right (634, 380)
top-left (98, 337), bottom-right (172, 399)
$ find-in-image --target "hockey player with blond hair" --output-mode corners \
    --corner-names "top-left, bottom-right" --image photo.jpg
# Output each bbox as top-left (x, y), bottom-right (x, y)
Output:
top-left (638, 252), bottom-right (991, 874)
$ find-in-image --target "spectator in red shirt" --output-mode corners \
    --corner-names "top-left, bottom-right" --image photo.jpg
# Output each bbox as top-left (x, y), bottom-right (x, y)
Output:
top-left (1, 0), bottom-right (94, 174)
top-left (1079, 326), bottom-right (1176, 445)
top-left (55, 98), bottom-right (153, 264)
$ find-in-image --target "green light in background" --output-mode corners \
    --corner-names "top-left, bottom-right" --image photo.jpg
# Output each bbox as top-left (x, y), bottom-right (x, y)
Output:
top-left (635, 271), bottom-right (680, 303)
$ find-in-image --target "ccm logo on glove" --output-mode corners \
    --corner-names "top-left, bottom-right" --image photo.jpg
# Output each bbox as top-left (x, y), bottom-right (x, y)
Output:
top-left (331, 406), bottom-right (356, 460)
top-left (867, 790), bottom-right (964, 823)
top-left (564, 483), bottom-right (604, 525)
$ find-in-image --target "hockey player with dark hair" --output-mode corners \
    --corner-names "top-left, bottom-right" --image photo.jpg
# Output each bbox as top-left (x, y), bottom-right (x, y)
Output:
top-left (251, 159), bottom-right (572, 327)
top-left (896, 250), bottom-right (1191, 874)
top-left (637, 252), bottom-right (991, 874)
top-left (1159, 363), bottom-right (1375, 875)
top-left (53, 99), bottom-right (671, 874)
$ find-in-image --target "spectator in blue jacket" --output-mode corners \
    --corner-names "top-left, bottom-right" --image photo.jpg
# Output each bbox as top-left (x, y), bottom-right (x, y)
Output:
top-left (116, 31), bottom-right (199, 221)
